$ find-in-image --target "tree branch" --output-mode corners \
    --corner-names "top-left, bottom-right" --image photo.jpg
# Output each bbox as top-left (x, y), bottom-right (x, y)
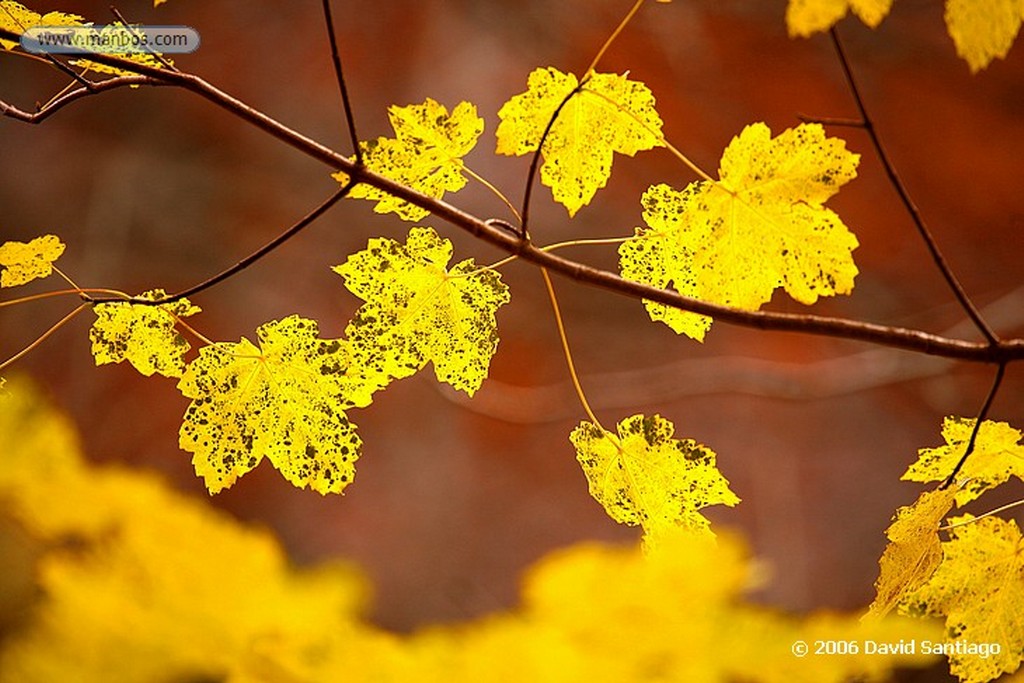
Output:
top-left (2, 27), bottom-right (1023, 364)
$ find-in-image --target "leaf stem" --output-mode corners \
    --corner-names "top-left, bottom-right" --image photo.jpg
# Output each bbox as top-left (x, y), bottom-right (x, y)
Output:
top-left (0, 303), bottom-right (88, 374)
top-left (584, 0), bottom-right (646, 76)
top-left (582, 87), bottom-right (715, 183)
top-left (938, 498), bottom-right (1024, 531)
top-left (463, 166), bottom-right (522, 223)
top-left (540, 267), bottom-right (603, 430)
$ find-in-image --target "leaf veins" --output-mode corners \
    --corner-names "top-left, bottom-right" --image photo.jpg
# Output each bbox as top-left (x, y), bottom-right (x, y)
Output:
top-left (569, 414), bottom-right (740, 544)
top-left (332, 226), bottom-right (510, 396)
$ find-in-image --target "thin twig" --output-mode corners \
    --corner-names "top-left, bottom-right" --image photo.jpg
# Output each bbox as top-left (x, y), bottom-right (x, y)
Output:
top-left (320, 0), bottom-right (361, 164)
top-left (521, 76), bottom-right (589, 236)
top-left (829, 27), bottom-right (999, 346)
top-left (941, 361), bottom-right (1007, 488)
top-left (90, 181), bottom-right (357, 306)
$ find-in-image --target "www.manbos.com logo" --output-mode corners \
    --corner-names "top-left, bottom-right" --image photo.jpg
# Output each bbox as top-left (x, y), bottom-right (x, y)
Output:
top-left (21, 25), bottom-right (200, 54)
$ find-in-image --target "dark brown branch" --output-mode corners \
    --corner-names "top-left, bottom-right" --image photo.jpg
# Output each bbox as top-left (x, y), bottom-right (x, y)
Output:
top-left (1, 75), bottom-right (161, 123)
top-left (3, 27), bottom-right (1023, 364)
top-left (828, 27), bottom-right (999, 346)
top-left (520, 76), bottom-right (590, 236)
top-left (320, 0), bottom-right (361, 164)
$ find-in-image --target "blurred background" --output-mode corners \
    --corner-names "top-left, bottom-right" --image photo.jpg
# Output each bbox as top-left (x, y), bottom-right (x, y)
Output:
top-left (2, 0), bottom-right (1022, 658)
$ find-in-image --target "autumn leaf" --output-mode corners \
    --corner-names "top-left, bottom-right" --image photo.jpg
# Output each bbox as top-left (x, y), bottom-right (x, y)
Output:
top-left (786, 0), bottom-right (894, 37)
top-left (902, 416), bottom-right (1024, 507)
top-left (867, 485), bottom-right (959, 620)
top-left (495, 67), bottom-right (664, 216)
top-left (569, 414), bottom-right (740, 542)
top-left (332, 226), bottom-right (510, 396)
top-left (332, 98), bottom-right (484, 221)
top-left (177, 315), bottom-right (362, 495)
top-left (945, 0), bottom-right (1024, 72)
top-left (89, 289), bottom-right (200, 378)
top-left (903, 515), bottom-right (1024, 683)
top-left (619, 122), bottom-right (859, 341)
top-left (0, 234), bottom-right (65, 287)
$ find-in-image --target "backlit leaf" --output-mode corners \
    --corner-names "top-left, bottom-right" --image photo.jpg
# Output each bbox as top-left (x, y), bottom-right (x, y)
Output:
top-left (569, 414), bottom-right (739, 543)
top-left (944, 0), bottom-right (1024, 72)
top-left (0, 234), bottom-right (65, 287)
top-left (332, 226), bottom-right (510, 396)
top-left (867, 485), bottom-right (959, 620)
top-left (903, 515), bottom-right (1024, 683)
top-left (89, 289), bottom-right (200, 378)
top-left (177, 315), bottom-right (362, 495)
top-left (619, 123), bottom-right (859, 341)
top-left (786, 0), bottom-right (894, 37)
top-left (902, 416), bottom-right (1024, 507)
top-left (332, 98), bottom-right (484, 221)
top-left (495, 67), bottom-right (663, 216)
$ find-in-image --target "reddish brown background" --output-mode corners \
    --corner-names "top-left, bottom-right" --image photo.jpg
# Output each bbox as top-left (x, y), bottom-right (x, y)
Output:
top-left (2, 1), bottom-right (1023, 677)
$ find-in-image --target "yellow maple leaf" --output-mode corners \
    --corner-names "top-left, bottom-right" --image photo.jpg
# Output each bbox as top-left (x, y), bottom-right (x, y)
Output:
top-left (902, 416), bottom-right (1024, 507)
top-left (945, 0), bottom-right (1024, 72)
top-left (867, 485), bottom-right (959, 620)
top-left (569, 414), bottom-right (740, 542)
top-left (902, 515), bottom-right (1024, 683)
top-left (0, 234), bottom-right (65, 287)
top-left (619, 122), bottom-right (860, 341)
top-left (786, 0), bottom-right (894, 36)
top-left (177, 315), bottom-right (363, 495)
top-left (332, 226), bottom-right (510, 396)
top-left (332, 98), bottom-right (484, 221)
top-left (495, 66), bottom-right (664, 216)
top-left (89, 289), bottom-right (200, 378)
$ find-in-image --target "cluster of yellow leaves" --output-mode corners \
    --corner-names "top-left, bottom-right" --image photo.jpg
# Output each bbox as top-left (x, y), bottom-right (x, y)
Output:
top-left (0, 382), bottom-right (943, 682)
top-left (334, 70), bottom-right (664, 222)
top-left (333, 99), bottom-right (485, 221)
top-left (73, 226), bottom-right (507, 496)
top-left (570, 414), bottom-right (739, 545)
top-left (496, 67), bottom-right (664, 216)
top-left (0, 375), bottom-right (373, 682)
top-left (786, 0), bottom-right (1023, 72)
top-left (0, 1), bottom-right (168, 76)
top-left (619, 122), bottom-right (860, 341)
top-left (867, 417), bottom-right (1024, 683)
